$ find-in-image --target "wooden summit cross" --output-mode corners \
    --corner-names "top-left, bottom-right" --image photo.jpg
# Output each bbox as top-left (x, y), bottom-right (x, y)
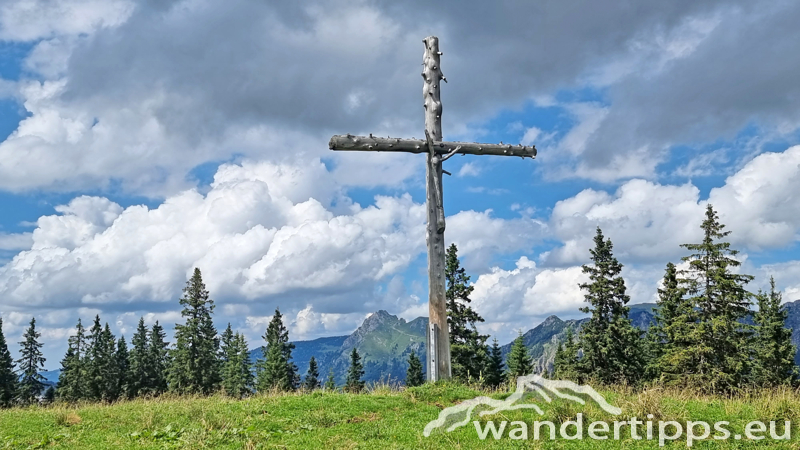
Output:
top-left (329, 36), bottom-right (536, 381)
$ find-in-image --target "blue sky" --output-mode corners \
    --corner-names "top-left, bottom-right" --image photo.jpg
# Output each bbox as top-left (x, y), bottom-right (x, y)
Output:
top-left (1, 0), bottom-right (800, 367)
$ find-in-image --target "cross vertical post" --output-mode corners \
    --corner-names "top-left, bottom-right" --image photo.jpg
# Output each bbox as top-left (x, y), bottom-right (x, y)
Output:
top-left (422, 36), bottom-right (450, 381)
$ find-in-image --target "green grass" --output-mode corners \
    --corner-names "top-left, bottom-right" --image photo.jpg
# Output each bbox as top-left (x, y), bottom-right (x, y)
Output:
top-left (1, 383), bottom-right (799, 449)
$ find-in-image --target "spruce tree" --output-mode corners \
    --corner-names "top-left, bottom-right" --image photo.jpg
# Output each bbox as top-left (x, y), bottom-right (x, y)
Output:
top-left (553, 327), bottom-right (580, 381)
top-left (446, 244), bottom-right (489, 382)
top-left (114, 336), bottom-right (129, 400)
top-left (255, 308), bottom-right (297, 392)
top-left (0, 318), bottom-right (17, 407)
top-left (17, 318), bottom-right (46, 404)
top-left (405, 350), bottom-right (424, 387)
top-left (235, 333), bottom-right (254, 395)
top-left (646, 262), bottom-right (695, 384)
top-left (302, 356), bottom-right (321, 391)
top-left (100, 324), bottom-right (119, 401)
top-left (324, 368), bottom-right (336, 391)
top-left (168, 268), bottom-right (221, 395)
top-left (344, 347), bottom-right (365, 393)
top-left (87, 323), bottom-right (118, 402)
top-left (57, 345), bottom-right (78, 402)
top-left (220, 323), bottom-right (234, 364)
top-left (679, 205), bottom-right (753, 392)
top-left (752, 277), bottom-right (797, 386)
top-left (573, 227), bottom-right (643, 385)
top-left (221, 325), bottom-right (254, 397)
top-left (483, 339), bottom-right (505, 388)
top-left (127, 318), bottom-right (150, 398)
top-left (506, 332), bottom-right (532, 383)
top-left (219, 323), bottom-right (235, 393)
top-left (147, 321), bottom-right (169, 395)
top-left (84, 315), bottom-right (104, 400)
top-left (57, 319), bottom-right (87, 402)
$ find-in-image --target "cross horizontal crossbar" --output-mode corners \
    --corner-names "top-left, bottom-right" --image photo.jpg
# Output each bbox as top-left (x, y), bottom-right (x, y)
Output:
top-left (329, 135), bottom-right (536, 159)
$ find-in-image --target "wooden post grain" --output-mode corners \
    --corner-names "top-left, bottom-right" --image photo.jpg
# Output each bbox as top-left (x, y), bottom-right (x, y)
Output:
top-left (422, 36), bottom-right (451, 381)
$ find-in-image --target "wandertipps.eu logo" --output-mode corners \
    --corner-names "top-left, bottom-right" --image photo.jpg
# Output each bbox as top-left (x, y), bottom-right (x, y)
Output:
top-left (423, 374), bottom-right (621, 437)
top-left (423, 374), bottom-right (792, 446)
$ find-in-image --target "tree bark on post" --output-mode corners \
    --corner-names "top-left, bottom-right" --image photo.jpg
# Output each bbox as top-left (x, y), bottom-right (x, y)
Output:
top-left (422, 36), bottom-right (451, 381)
top-left (328, 135), bottom-right (536, 158)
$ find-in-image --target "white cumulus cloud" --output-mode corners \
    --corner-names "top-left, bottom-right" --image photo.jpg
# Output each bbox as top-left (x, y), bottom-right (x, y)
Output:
top-left (545, 145), bottom-right (800, 266)
top-left (0, 159), bottom-right (427, 313)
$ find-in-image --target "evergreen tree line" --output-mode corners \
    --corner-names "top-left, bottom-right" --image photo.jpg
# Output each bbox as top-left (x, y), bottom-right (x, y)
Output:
top-left (0, 268), bottom-right (369, 406)
top-left (553, 205), bottom-right (798, 393)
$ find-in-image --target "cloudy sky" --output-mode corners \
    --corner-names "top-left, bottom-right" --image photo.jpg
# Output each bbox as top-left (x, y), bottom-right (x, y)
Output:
top-left (1, 0), bottom-right (799, 367)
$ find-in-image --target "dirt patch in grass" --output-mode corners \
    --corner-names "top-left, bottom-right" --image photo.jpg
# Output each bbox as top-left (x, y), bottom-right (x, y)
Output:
top-left (55, 411), bottom-right (82, 427)
top-left (347, 412), bottom-right (380, 423)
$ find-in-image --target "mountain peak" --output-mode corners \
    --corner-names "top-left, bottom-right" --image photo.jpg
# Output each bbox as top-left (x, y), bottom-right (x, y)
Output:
top-left (361, 310), bottom-right (398, 330)
top-left (540, 315), bottom-right (563, 327)
top-left (342, 310), bottom-right (402, 349)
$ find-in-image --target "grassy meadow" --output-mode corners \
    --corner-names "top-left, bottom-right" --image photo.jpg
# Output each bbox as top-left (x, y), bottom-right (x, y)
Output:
top-left (1, 382), bottom-right (799, 449)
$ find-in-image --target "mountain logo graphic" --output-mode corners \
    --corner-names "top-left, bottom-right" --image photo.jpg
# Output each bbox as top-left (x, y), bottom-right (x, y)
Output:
top-left (423, 374), bottom-right (621, 437)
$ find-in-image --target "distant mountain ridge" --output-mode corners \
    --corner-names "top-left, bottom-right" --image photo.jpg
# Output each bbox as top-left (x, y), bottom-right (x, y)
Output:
top-left (246, 302), bottom-right (680, 382)
top-left (499, 302), bottom-right (659, 374)
top-left (273, 300), bottom-right (800, 383)
top-left (249, 310), bottom-right (428, 384)
top-left (40, 300), bottom-right (800, 385)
